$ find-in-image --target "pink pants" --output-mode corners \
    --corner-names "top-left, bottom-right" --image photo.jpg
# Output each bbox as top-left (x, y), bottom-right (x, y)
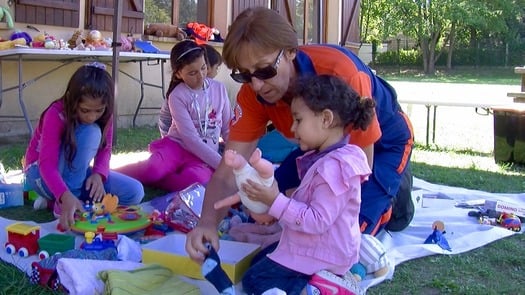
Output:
top-left (116, 137), bottom-right (213, 192)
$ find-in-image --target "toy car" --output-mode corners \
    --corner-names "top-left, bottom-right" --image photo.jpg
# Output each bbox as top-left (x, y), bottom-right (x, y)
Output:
top-left (5, 223), bottom-right (40, 257)
top-left (497, 213), bottom-right (522, 232)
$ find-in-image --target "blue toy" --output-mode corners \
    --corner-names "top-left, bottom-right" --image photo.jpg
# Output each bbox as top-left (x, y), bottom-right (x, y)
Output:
top-left (424, 221), bottom-right (452, 251)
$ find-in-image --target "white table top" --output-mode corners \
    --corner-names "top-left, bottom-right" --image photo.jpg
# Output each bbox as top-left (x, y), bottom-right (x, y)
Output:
top-left (0, 47), bottom-right (170, 62)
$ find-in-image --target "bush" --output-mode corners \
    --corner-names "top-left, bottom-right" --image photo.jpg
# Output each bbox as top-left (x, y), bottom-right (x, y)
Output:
top-left (376, 49), bottom-right (421, 66)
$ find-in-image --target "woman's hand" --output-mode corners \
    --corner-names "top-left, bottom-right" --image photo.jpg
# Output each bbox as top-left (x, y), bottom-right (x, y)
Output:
top-left (58, 191), bottom-right (85, 231)
top-left (185, 222), bottom-right (219, 264)
top-left (85, 173), bottom-right (105, 202)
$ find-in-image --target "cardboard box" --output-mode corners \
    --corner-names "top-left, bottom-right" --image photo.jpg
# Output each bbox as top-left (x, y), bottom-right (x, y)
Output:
top-left (0, 183), bottom-right (24, 209)
top-left (484, 199), bottom-right (525, 218)
top-left (142, 234), bottom-right (260, 283)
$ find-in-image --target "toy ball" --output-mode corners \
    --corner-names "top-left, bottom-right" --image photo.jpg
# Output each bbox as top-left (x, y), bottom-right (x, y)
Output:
top-left (350, 262), bottom-right (367, 281)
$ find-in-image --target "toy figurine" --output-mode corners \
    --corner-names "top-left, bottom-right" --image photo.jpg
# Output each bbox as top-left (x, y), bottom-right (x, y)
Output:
top-left (424, 220), bottom-right (452, 251)
top-left (83, 194), bottom-right (119, 224)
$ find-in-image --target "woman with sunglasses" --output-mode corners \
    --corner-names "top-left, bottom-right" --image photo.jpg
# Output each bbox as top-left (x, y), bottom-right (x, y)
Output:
top-left (186, 3), bottom-right (413, 275)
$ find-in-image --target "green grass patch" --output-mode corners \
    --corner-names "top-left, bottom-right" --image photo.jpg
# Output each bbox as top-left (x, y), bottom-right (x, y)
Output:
top-left (375, 66), bottom-right (519, 85)
top-left (1, 68), bottom-right (524, 294)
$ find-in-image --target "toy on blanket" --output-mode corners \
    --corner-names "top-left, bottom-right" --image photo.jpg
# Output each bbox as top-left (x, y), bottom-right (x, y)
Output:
top-left (30, 247), bottom-right (118, 290)
top-left (4, 222), bottom-right (40, 257)
top-left (424, 220), bottom-right (452, 251)
top-left (214, 148), bottom-right (275, 224)
top-left (71, 194), bottom-right (150, 235)
top-left (202, 243), bottom-right (235, 295)
top-left (350, 234), bottom-right (390, 281)
top-left (37, 233), bottom-right (75, 260)
top-left (164, 183), bottom-right (205, 233)
top-left (80, 193), bottom-right (118, 224)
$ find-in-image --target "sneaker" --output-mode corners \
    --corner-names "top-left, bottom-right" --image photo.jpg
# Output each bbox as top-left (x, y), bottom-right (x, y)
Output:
top-left (33, 196), bottom-right (49, 210)
top-left (307, 270), bottom-right (365, 295)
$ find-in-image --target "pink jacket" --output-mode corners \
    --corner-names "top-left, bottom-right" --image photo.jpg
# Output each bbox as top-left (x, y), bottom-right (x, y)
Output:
top-left (267, 144), bottom-right (371, 275)
top-left (24, 100), bottom-right (112, 199)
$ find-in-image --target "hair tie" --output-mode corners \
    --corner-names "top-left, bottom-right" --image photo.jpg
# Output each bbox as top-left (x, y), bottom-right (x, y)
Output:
top-left (85, 61), bottom-right (107, 70)
top-left (176, 47), bottom-right (202, 61)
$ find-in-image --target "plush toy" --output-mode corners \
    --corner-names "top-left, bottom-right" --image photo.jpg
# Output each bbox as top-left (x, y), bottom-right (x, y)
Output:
top-left (351, 234), bottom-right (390, 281)
top-left (214, 148), bottom-right (275, 223)
top-left (144, 23), bottom-right (187, 40)
top-left (0, 6), bottom-right (14, 29)
top-left (84, 30), bottom-right (108, 50)
top-left (68, 30), bottom-right (83, 49)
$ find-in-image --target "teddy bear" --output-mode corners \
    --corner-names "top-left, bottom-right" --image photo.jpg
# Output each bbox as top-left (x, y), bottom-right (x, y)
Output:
top-left (350, 234), bottom-right (390, 281)
top-left (144, 23), bottom-right (187, 40)
top-left (213, 148), bottom-right (275, 224)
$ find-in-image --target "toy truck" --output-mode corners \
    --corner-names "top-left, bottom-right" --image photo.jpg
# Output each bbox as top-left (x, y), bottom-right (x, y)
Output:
top-left (5, 222), bottom-right (40, 257)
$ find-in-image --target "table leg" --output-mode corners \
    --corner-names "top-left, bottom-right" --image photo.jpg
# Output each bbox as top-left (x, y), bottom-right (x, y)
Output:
top-left (17, 55), bottom-right (33, 135)
top-left (432, 105), bottom-right (437, 144)
top-left (425, 105), bottom-right (430, 147)
top-left (131, 59), bottom-right (166, 127)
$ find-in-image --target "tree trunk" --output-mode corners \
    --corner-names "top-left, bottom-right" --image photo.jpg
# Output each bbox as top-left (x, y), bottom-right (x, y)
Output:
top-left (420, 38), bottom-right (429, 74)
top-left (447, 22), bottom-right (456, 70)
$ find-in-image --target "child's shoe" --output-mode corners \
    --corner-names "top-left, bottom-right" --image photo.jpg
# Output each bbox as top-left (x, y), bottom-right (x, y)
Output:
top-left (33, 196), bottom-right (49, 210)
top-left (307, 270), bottom-right (365, 295)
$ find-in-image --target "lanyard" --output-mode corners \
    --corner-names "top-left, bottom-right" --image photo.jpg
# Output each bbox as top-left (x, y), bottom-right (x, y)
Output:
top-left (188, 79), bottom-right (210, 138)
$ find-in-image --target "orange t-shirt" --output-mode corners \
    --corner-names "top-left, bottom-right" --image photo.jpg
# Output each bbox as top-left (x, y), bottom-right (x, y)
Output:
top-left (229, 45), bottom-right (381, 148)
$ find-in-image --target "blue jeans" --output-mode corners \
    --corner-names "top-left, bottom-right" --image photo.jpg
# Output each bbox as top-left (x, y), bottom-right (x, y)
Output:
top-left (242, 242), bottom-right (310, 295)
top-left (25, 123), bottom-right (143, 205)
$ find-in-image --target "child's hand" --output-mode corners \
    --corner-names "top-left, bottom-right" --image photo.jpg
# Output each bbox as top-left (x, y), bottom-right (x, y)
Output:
top-left (58, 191), bottom-right (85, 231)
top-left (85, 173), bottom-right (105, 202)
top-left (242, 179), bottom-right (280, 206)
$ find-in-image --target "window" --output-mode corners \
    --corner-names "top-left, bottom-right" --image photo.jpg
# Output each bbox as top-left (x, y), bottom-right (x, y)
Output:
top-left (143, 0), bottom-right (360, 46)
top-left (145, 0), bottom-right (209, 27)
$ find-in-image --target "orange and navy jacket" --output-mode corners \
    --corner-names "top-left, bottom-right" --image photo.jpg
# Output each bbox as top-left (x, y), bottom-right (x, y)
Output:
top-left (229, 44), bottom-right (413, 201)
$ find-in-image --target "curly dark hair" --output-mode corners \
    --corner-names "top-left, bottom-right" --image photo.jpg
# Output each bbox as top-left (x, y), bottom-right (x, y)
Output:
top-left (291, 74), bottom-right (376, 131)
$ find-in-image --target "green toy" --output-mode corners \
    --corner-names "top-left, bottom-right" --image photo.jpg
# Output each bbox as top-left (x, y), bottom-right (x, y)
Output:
top-left (0, 6), bottom-right (14, 29)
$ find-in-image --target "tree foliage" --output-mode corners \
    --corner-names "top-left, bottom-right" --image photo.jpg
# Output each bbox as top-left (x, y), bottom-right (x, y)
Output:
top-left (361, 0), bottom-right (525, 74)
top-left (144, 0), bottom-right (198, 26)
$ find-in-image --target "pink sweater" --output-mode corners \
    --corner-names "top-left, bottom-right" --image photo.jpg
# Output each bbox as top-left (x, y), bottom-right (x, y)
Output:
top-left (163, 78), bottom-right (232, 169)
top-left (24, 100), bottom-right (112, 200)
top-left (268, 144), bottom-right (371, 275)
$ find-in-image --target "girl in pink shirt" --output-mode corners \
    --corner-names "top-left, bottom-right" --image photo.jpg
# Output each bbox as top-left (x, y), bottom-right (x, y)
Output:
top-left (24, 63), bottom-right (144, 231)
top-left (240, 75), bottom-right (375, 295)
top-left (116, 40), bottom-right (232, 192)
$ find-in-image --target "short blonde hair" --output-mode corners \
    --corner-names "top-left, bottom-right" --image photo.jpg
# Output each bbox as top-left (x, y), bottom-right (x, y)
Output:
top-left (223, 7), bottom-right (298, 71)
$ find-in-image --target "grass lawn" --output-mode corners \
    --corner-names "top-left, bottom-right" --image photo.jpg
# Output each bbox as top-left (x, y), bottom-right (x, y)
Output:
top-left (1, 67), bottom-right (525, 294)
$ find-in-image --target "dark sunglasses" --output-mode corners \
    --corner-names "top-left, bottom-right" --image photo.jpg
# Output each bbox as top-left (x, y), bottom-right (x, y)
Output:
top-left (230, 49), bottom-right (284, 83)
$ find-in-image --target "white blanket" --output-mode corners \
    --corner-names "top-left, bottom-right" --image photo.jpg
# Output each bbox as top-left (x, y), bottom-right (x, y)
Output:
top-left (0, 177), bottom-right (523, 294)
